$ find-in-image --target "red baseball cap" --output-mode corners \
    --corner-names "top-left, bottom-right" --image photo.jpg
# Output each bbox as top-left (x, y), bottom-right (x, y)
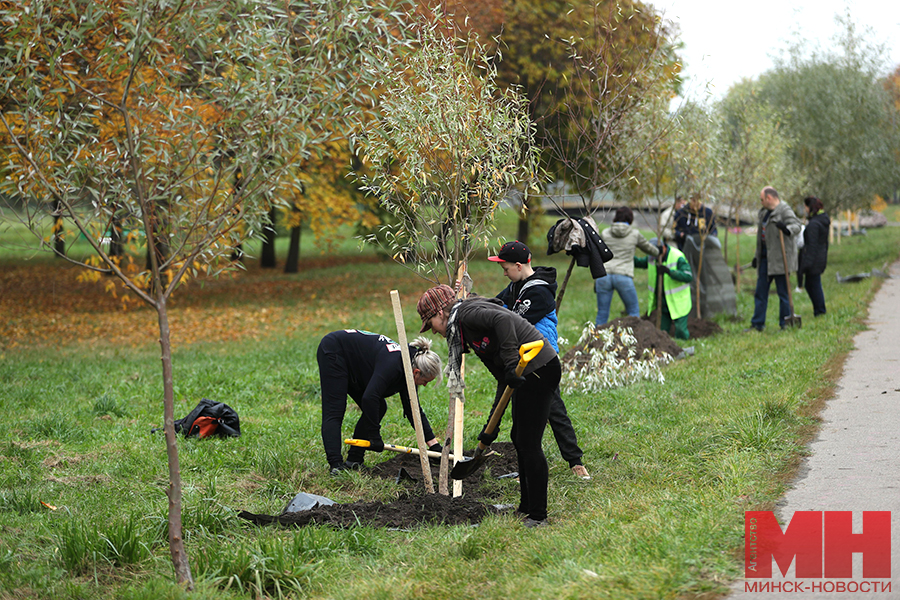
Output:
top-left (488, 240), bottom-right (531, 264)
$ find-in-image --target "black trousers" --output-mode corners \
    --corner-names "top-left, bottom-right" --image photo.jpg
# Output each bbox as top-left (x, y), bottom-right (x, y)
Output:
top-left (317, 341), bottom-right (385, 468)
top-left (547, 386), bottom-right (584, 467)
top-left (511, 357), bottom-right (561, 521)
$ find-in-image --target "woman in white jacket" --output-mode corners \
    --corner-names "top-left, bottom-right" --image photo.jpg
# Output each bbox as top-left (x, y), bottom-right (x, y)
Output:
top-left (595, 206), bottom-right (660, 325)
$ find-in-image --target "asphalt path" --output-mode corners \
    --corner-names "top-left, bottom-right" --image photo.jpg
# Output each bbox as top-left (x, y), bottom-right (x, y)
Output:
top-left (728, 261), bottom-right (900, 599)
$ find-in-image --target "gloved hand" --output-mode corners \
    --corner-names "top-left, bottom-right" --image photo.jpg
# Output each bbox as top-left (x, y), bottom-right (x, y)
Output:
top-left (477, 427), bottom-right (499, 446)
top-left (775, 221), bottom-right (791, 236)
top-left (368, 439), bottom-right (385, 452)
top-left (752, 257), bottom-right (758, 269)
top-left (657, 264), bottom-right (670, 276)
top-left (428, 443), bottom-right (443, 465)
top-left (504, 367), bottom-right (526, 389)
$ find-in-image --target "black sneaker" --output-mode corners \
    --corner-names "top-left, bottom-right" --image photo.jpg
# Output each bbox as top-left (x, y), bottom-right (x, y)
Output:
top-left (522, 517), bottom-right (549, 528)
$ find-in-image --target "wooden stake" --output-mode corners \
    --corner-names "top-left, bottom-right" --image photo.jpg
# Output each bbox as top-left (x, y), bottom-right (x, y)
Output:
top-left (452, 263), bottom-right (467, 498)
top-left (390, 290), bottom-right (434, 494)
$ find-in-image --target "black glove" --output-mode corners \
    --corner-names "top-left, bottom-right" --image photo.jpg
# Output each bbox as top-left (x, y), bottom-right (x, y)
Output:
top-left (477, 428), bottom-right (499, 446)
top-left (504, 367), bottom-right (526, 389)
top-left (752, 257), bottom-right (758, 269)
top-left (657, 264), bottom-right (670, 276)
top-left (775, 221), bottom-right (790, 236)
top-left (428, 443), bottom-right (443, 465)
top-left (367, 439), bottom-right (384, 452)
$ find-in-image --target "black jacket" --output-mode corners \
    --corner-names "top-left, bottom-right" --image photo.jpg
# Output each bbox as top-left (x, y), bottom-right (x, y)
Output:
top-left (318, 330), bottom-right (435, 439)
top-left (799, 212), bottom-right (830, 276)
top-left (456, 297), bottom-right (556, 380)
top-left (547, 218), bottom-right (613, 279)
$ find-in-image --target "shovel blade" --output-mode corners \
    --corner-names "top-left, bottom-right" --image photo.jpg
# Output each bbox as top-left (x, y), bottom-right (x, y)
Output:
top-left (450, 455), bottom-right (486, 480)
top-left (785, 315), bottom-right (802, 328)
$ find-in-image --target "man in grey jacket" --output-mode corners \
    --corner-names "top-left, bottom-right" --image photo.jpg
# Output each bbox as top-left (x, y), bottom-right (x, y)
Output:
top-left (748, 186), bottom-right (802, 331)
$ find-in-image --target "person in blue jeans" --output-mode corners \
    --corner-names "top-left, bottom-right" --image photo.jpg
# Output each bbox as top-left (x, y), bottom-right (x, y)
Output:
top-left (595, 206), bottom-right (659, 325)
top-left (490, 240), bottom-right (590, 480)
top-left (748, 186), bottom-right (802, 331)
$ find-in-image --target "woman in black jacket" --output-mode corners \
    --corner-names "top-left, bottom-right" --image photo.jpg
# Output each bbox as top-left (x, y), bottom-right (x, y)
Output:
top-left (799, 196), bottom-right (830, 316)
top-left (417, 284), bottom-right (559, 527)
top-left (317, 329), bottom-right (442, 473)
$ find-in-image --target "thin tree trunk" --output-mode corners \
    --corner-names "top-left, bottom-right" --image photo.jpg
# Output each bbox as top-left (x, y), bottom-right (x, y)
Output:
top-left (156, 294), bottom-right (193, 589)
top-left (51, 199), bottom-right (65, 257)
top-left (261, 207), bottom-right (277, 268)
top-left (285, 224), bottom-right (301, 274)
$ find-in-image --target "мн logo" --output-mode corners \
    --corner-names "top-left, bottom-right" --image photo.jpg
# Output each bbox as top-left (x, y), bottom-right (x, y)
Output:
top-left (745, 511), bottom-right (891, 578)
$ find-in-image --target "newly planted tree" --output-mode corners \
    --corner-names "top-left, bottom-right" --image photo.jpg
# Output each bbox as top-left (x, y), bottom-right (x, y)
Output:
top-left (356, 21), bottom-right (538, 493)
top-left (0, 0), bottom-right (411, 587)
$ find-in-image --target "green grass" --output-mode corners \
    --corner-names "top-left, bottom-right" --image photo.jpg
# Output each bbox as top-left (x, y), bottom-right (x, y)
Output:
top-left (0, 209), bottom-right (898, 599)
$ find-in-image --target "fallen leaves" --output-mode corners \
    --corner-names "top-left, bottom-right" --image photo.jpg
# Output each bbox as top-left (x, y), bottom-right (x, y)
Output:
top-left (1, 256), bottom-right (387, 351)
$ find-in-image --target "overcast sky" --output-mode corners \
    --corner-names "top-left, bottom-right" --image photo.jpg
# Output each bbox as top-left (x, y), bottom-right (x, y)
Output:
top-left (648, 0), bottom-right (900, 102)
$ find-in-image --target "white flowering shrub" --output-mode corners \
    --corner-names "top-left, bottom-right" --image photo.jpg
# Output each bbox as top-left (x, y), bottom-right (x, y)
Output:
top-left (561, 323), bottom-right (674, 393)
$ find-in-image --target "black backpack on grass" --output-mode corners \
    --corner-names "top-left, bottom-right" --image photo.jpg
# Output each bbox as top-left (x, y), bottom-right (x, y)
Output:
top-left (171, 398), bottom-right (241, 438)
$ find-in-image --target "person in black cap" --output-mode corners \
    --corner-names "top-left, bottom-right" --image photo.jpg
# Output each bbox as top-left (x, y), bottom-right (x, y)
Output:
top-left (489, 240), bottom-right (590, 480)
top-left (317, 329), bottom-right (443, 474)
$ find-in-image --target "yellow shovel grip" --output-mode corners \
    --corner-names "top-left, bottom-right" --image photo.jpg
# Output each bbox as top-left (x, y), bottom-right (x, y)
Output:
top-left (517, 340), bottom-right (544, 369)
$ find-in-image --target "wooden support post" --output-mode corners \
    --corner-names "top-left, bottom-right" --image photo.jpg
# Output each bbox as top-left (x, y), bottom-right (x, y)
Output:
top-left (390, 290), bottom-right (434, 494)
top-left (452, 263), bottom-right (467, 498)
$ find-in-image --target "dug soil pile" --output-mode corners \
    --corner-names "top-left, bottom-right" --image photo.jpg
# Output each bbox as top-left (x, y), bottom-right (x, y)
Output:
top-left (561, 316), bottom-right (683, 367)
top-left (238, 443), bottom-right (520, 529)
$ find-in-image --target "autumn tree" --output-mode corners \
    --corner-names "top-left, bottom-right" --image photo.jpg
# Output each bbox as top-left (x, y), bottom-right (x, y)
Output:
top-left (0, 0), bottom-right (412, 588)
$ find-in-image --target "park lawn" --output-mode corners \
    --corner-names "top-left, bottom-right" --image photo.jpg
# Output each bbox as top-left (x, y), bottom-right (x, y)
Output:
top-left (0, 214), bottom-right (898, 600)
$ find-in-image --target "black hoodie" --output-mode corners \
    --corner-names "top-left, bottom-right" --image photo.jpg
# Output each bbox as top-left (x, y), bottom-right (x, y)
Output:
top-left (495, 266), bottom-right (558, 327)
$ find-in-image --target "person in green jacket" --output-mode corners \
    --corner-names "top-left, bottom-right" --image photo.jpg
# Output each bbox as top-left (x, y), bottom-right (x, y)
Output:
top-left (635, 240), bottom-right (693, 340)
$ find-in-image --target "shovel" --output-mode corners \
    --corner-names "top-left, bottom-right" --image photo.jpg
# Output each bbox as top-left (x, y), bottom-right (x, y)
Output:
top-left (344, 439), bottom-right (459, 461)
top-left (779, 229), bottom-right (802, 328)
top-left (450, 340), bottom-right (544, 480)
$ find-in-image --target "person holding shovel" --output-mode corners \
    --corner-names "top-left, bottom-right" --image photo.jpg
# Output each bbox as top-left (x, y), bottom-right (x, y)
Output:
top-left (747, 186), bottom-right (802, 332)
top-left (489, 240), bottom-right (590, 480)
top-left (635, 239), bottom-right (693, 340)
top-left (317, 329), bottom-right (443, 474)
top-left (417, 284), bottom-right (560, 527)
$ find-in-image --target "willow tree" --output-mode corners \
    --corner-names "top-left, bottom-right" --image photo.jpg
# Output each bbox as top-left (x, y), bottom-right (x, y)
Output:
top-left (357, 23), bottom-right (539, 283)
top-left (356, 21), bottom-right (538, 493)
top-left (0, 0), bottom-right (411, 587)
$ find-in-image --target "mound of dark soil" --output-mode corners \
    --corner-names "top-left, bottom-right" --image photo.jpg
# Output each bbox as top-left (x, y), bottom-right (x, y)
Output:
top-left (641, 312), bottom-right (723, 341)
top-left (561, 316), bottom-right (683, 368)
top-left (238, 443), bottom-right (520, 529)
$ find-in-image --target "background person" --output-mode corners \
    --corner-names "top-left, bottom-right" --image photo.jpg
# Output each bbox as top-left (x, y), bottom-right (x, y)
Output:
top-left (635, 239), bottom-right (693, 340)
top-left (490, 240), bottom-right (590, 480)
top-left (673, 193), bottom-right (717, 251)
top-left (799, 196), bottom-right (830, 317)
top-left (596, 206), bottom-right (659, 326)
top-left (418, 284), bottom-right (560, 527)
top-left (747, 186), bottom-right (802, 331)
top-left (317, 329), bottom-right (442, 474)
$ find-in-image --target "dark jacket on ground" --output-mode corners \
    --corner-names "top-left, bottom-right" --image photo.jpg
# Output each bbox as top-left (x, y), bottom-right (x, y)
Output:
top-left (318, 329), bottom-right (435, 439)
top-left (799, 212), bottom-right (830, 276)
top-left (495, 267), bottom-right (559, 351)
